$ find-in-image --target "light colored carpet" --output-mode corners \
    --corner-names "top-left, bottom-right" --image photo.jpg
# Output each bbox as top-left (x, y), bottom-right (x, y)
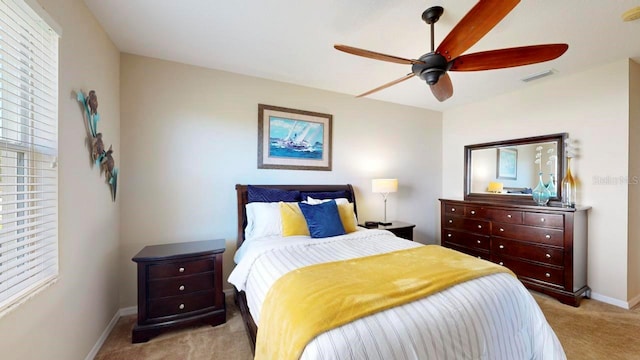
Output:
top-left (95, 292), bottom-right (640, 359)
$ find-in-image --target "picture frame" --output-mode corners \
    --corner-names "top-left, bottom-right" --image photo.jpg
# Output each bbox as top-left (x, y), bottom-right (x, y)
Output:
top-left (258, 104), bottom-right (332, 171)
top-left (496, 148), bottom-right (518, 180)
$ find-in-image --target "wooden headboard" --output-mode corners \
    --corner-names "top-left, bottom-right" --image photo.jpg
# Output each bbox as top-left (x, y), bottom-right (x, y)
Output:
top-left (235, 184), bottom-right (357, 248)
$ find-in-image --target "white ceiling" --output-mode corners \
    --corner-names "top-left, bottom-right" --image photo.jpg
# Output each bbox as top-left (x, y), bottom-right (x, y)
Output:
top-left (83, 0), bottom-right (640, 111)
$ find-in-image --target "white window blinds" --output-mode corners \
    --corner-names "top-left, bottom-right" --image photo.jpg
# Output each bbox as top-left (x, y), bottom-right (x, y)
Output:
top-left (0, 0), bottom-right (59, 316)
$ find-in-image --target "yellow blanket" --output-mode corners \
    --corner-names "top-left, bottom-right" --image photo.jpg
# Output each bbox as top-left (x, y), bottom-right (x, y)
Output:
top-left (255, 245), bottom-right (515, 360)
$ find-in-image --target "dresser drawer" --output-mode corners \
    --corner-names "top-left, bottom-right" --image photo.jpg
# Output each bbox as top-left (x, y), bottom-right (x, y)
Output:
top-left (147, 290), bottom-right (216, 319)
top-left (444, 216), bottom-right (490, 235)
top-left (493, 256), bottom-right (564, 287)
top-left (442, 229), bottom-right (490, 250)
top-left (486, 209), bottom-right (523, 224)
top-left (443, 203), bottom-right (463, 215)
top-left (524, 212), bottom-right (564, 229)
top-left (464, 205), bottom-right (487, 218)
top-left (149, 271), bottom-right (215, 299)
top-left (443, 243), bottom-right (490, 261)
top-left (492, 223), bottom-right (563, 247)
top-left (148, 259), bottom-right (215, 279)
top-left (492, 237), bottom-right (563, 266)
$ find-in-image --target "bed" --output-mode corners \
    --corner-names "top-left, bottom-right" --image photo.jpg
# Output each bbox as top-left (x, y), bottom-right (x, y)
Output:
top-left (229, 184), bottom-right (565, 359)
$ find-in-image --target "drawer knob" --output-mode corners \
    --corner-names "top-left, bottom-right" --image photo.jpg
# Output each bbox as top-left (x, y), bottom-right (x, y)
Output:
top-left (477, 240), bottom-right (481, 244)
top-left (179, 303), bottom-right (185, 310)
top-left (507, 214), bottom-right (512, 218)
top-left (545, 253), bottom-right (551, 259)
top-left (447, 233), bottom-right (452, 238)
top-left (451, 208), bottom-right (456, 212)
top-left (179, 285), bottom-right (185, 291)
top-left (470, 210), bottom-right (476, 215)
top-left (477, 225), bottom-right (482, 229)
top-left (179, 267), bottom-right (185, 273)
top-left (499, 262), bottom-right (504, 266)
top-left (540, 218), bottom-right (546, 222)
top-left (545, 234), bottom-right (551, 239)
top-left (545, 273), bottom-right (551, 278)
top-left (499, 228), bottom-right (504, 232)
top-left (448, 219), bottom-right (453, 223)
top-left (499, 245), bottom-right (504, 249)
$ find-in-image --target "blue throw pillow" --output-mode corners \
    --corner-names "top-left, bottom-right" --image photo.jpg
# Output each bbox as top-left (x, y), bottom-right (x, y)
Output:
top-left (247, 185), bottom-right (301, 203)
top-left (299, 200), bottom-right (346, 238)
top-left (300, 190), bottom-right (350, 201)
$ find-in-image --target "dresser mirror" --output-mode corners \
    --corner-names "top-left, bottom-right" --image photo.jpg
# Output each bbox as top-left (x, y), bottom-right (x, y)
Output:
top-left (464, 133), bottom-right (567, 204)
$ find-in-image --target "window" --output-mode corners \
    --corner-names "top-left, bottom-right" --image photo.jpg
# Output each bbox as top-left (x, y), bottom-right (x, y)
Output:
top-left (0, 0), bottom-right (59, 316)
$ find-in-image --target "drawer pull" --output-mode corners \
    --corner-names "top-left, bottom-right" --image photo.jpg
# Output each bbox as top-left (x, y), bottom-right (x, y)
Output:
top-left (477, 225), bottom-right (482, 229)
top-left (499, 228), bottom-right (504, 232)
top-left (451, 208), bottom-right (456, 212)
top-left (507, 214), bottom-right (512, 218)
top-left (499, 262), bottom-right (504, 266)
top-left (545, 253), bottom-right (551, 259)
top-left (179, 285), bottom-right (185, 291)
top-left (179, 303), bottom-right (185, 310)
top-left (179, 267), bottom-right (185, 273)
top-left (470, 210), bottom-right (476, 215)
top-left (545, 273), bottom-right (551, 278)
top-left (476, 240), bottom-right (481, 244)
top-left (447, 233), bottom-right (452, 238)
top-left (545, 234), bottom-right (551, 239)
top-left (448, 219), bottom-right (453, 223)
top-left (499, 244), bottom-right (504, 249)
top-left (540, 218), bottom-right (546, 222)
top-left (477, 256), bottom-right (482, 259)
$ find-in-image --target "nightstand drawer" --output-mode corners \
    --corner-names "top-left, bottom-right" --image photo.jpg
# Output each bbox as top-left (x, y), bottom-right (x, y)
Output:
top-left (149, 259), bottom-right (215, 279)
top-left (148, 290), bottom-right (216, 319)
top-left (149, 271), bottom-right (215, 298)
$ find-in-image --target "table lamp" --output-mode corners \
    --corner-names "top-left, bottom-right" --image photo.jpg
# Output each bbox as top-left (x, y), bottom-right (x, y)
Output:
top-left (372, 178), bottom-right (398, 226)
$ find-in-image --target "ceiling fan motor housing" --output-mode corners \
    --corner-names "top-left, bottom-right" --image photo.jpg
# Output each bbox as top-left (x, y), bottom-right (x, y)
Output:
top-left (412, 53), bottom-right (449, 85)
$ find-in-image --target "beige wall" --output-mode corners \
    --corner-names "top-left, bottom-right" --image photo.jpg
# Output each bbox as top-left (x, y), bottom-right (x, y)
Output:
top-left (0, 0), bottom-right (121, 359)
top-left (628, 59), bottom-right (640, 305)
top-left (443, 59), bottom-right (633, 306)
top-left (119, 53), bottom-right (442, 307)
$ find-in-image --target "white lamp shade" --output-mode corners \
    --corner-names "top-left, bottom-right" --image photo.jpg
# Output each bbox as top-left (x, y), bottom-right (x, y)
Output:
top-left (372, 178), bottom-right (398, 193)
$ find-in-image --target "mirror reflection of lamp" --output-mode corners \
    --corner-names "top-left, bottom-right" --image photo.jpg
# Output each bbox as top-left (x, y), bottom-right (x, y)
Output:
top-left (372, 179), bottom-right (398, 226)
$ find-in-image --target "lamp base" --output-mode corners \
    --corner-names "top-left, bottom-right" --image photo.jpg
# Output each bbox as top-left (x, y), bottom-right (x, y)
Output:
top-left (378, 221), bottom-right (393, 226)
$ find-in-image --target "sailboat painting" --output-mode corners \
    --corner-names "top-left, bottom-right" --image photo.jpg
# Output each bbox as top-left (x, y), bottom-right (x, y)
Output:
top-left (258, 104), bottom-right (332, 171)
top-left (268, 117), bottom-right (324, 159)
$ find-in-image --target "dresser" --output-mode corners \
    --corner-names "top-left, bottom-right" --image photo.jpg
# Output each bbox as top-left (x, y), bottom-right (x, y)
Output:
top-left (439, 199), bottom-right (589, 306)
top-left (132, 239), bottom-right (226, 343)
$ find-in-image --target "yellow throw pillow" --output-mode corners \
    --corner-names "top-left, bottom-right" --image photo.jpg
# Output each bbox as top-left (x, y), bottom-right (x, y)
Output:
top-left (337, 202), bottom-right (357, 233)
top-left (280, 202), bottom-right (309, 236)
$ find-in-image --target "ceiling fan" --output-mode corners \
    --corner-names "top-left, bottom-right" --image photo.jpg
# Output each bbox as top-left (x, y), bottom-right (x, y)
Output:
top-left (334, 0), bottom-right (568, 102)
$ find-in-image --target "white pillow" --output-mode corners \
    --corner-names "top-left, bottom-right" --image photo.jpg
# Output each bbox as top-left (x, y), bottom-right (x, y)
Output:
top-left (306, 197), bottom-right (358, 224)
top-left (245, 202), bottom-right (282, 241)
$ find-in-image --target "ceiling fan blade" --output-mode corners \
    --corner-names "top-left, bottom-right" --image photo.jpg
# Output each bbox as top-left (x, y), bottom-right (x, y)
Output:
top-left (430, 73), bottom-right (453, 102)
top-left (436, 0), bottom-right (520, 61)
top-left (334, 44), bottom-right (423, 65)
top-left (449, 44), bottom-right (568, 71)
top-left (357, 73), bottom-right (415, 98)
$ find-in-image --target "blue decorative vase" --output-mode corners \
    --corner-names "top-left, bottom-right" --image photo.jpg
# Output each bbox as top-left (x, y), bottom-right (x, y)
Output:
top-left (546, 173), bottom-right (557, 197)
top-left (532, 172), bottom-right (551, 206)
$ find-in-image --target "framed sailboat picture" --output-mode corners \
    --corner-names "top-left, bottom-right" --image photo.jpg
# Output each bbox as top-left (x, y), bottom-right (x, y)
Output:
top-left (258, 104), bottom-right (332, 171)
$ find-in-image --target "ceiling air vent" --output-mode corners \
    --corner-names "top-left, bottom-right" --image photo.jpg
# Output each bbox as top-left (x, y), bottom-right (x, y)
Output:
top-left (521, 69), bottom-right (555, 83)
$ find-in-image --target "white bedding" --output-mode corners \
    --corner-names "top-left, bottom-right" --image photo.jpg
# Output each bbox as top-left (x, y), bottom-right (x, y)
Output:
top-left (228, 229), bottom-right (566, 360)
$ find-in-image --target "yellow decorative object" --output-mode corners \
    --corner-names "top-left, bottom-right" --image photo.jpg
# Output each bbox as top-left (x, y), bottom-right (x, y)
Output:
top-left (279, 202), bottom-right (309, 236)
top-left (622, 6), bottom-right (640, 22)
top-left (337, 202), bottom-right (357, 233)
top-left (487, 181), bottom-right (504, 193)
top-left (255, 245), bottom-right (514, 360)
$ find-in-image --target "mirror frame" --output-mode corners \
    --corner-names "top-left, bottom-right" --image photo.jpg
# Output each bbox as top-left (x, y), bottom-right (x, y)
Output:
top-left (464, 133), bottom-right (567, 204)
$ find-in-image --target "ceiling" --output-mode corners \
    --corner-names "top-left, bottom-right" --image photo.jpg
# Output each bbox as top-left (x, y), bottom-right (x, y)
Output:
top-left (83, 0), bottom-right (640, 111)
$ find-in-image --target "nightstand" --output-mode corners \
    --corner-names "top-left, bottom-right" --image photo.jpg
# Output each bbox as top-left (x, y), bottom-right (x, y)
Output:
top-left (361, 221), bottom-right (416, 241)
top-left (131, 239), bottom-right (226, 343)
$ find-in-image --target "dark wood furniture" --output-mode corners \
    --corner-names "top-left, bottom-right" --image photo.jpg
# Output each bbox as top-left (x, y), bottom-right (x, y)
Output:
top-left (440, 199), bottom-right (589, 306)
top-left (234, 184), bottom-right (358, 353)
top-left (361, 221), bottom-right (415, 240)
top-left (132, 239), bottom-right (226, 343)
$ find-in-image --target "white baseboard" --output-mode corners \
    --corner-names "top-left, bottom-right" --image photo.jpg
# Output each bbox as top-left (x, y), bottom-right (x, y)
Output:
top-left (84, 307), bottom-right (125, 360)
top-left (120, 305), bottom-right (138, 317)
top-left (589, 291), bottom-right (631, 309)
